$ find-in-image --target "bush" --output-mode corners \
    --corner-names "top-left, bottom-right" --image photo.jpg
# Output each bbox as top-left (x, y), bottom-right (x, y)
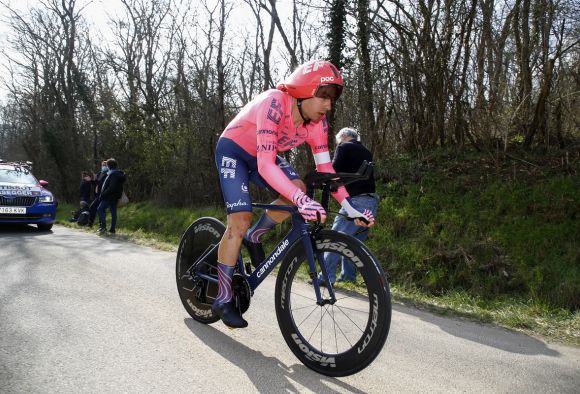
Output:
top-left (369, 147), bottom-right (579, 310)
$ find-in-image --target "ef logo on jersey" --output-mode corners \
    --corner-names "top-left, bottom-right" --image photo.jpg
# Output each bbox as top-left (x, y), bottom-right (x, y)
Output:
top-left (221, 156), bottom-right (236, 179)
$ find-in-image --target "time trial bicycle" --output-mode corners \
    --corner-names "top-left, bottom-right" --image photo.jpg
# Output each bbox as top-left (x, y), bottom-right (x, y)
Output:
top-left (176, 162), bottom-right (391, 376)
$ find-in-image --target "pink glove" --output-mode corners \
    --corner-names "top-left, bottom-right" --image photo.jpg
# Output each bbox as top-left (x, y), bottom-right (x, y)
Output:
top-left (292, 190), bottom-right (326, 222)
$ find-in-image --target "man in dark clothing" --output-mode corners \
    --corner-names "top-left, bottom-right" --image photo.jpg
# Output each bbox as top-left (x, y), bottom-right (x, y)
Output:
top-left (319, 127), bottom-right (379, 284)
top-left (88, 160), bottom-right (109, 226)
top-left (97, 158), bottom-right (126, 234)
top-left (69, 200), bottom-right (90, 225)
top-left (79, 171), bottom-right (93, 204)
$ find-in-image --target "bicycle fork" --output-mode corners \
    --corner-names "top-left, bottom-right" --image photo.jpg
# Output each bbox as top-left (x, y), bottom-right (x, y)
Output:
top-left (302, 232), bottom-right (336, 305)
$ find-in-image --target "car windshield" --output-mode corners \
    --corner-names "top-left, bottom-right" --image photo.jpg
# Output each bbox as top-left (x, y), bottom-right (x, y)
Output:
top-left (0, 168), bottom-right (38, 184)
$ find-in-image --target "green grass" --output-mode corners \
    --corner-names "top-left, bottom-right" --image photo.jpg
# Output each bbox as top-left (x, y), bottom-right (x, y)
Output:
top-left (369, 147), bottom-right (579, 310)
top-left (56, 201), bottom-right (226, 251)
top-left (390, 285), bottom-right (579, 345)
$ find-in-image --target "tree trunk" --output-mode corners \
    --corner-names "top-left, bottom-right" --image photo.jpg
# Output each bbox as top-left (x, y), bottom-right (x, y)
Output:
top-left (357, 0), bottom-right (377, 152)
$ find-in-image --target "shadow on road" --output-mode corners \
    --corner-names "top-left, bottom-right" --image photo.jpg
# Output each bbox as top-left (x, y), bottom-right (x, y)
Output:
top-left (394, 303), bottom-right (560, 357)
top-left (184, 318), bottom-right (366, 393)
top-left (0, 223), bottom-right (53, 235)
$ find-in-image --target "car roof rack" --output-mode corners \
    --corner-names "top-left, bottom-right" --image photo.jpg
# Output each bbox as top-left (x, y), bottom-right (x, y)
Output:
top-left (0, 160), bottom-right (33, 172)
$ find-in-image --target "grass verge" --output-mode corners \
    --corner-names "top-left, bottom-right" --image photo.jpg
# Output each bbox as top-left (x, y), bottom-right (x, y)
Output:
top-left (56, 201), bottom-right (579, 346)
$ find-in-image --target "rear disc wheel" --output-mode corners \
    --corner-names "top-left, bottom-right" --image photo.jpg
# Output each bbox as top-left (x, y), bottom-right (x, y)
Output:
top-left (176, 217), bottom-right (225, 324)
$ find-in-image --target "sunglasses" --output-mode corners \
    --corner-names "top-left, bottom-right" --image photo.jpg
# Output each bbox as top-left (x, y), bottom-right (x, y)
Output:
top-left (314, 84), bottom-right (343, 101)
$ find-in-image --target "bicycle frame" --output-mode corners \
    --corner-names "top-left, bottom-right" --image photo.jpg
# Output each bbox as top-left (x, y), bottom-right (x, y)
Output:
top-left (193, 202), bottom-right (333, 305)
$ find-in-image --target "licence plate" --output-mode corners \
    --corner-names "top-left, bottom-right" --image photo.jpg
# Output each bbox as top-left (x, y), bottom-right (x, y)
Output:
top-left (0, 207), bottom-right (26, 214)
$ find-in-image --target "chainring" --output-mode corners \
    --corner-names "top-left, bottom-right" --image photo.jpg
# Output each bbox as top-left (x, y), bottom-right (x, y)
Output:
top-left (232, 273), bottom-right (252, 314)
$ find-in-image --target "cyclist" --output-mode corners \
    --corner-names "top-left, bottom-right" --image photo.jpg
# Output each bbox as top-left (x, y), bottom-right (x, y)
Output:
top-left (214, 60), bottom-right (375, 328)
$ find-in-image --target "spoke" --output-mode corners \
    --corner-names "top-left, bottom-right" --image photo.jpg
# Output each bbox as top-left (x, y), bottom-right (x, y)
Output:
top-left (320, 307), bottom-right (323, 351)
top-left (334, 294), bottom-right (368, 302)
top-left (334, 304), bottom-right (366, 334)
top-left (290, 291), bottom-right (316, 301)
top-left (288, 253), bottom-right (375, 354)
top-left (331, 304), bottom-right (370, 314)
top-left (331, 306), bottom-right (355, 349)
top-left (295, 304), bottom-right (320, 328)
top-left (291, 303), bottom-right (319, 312)
top-left (332, 306), bottom-right (338, 353)
top-left (316, 304), bottom-right (356, 353)
top-left (305, 303), bottom-right (336, 345)
top-left (306, 306), bottom-right (325, 343)
top-left (317, 304), bottom-right (338, 352)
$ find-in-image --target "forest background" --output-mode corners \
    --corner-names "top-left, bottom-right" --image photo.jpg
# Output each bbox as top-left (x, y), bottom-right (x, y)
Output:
top-left (0, 0), bottom-right (578, 322)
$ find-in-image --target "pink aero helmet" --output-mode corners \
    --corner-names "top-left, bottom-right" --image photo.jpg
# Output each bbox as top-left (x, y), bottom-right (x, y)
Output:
top-left (277, 60), bottom-right (344, 101)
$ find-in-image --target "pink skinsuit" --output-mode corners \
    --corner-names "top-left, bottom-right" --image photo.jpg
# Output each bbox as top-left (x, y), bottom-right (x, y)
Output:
top-left (221, 89), bottom-right (349, 204)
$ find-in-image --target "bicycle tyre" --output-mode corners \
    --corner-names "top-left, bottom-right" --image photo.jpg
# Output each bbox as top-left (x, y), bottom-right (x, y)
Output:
top-left (176, 217), bottom-right (225, 324)
top-left (275, 230), bottom-right (391, 377)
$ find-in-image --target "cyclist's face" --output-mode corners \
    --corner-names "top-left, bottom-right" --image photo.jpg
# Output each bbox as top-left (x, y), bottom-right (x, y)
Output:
top-left (302, 96), bottom-right (332, 122)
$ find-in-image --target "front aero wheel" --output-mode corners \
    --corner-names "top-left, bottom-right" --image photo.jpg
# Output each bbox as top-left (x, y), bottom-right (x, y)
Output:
top-left (176, 217), bottom-right (224, 324)
top-left (275, 230), bottom-right (391, 376)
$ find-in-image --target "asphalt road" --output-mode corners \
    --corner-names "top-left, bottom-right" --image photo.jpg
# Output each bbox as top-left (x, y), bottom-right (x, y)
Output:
top-left (1, 224), bottom-right (578, 393)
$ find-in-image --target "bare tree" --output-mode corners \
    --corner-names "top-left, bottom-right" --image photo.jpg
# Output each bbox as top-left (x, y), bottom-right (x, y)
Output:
top-left (1, 0), bottom-right (92, 199)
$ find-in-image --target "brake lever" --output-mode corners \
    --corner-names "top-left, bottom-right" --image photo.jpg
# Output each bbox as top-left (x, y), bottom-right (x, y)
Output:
top-left (311, 211), bottom-right (324, 233)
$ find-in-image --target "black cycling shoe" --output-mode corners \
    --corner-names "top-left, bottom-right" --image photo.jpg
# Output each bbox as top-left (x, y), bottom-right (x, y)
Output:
top-left (212, 301), bottom-right (248, 328)
top-left (242, 238), bottom-right (265, 268)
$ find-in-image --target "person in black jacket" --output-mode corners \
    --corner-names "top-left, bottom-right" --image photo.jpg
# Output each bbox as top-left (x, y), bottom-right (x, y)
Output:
top-left (88, 160), bottom-right (109, 227)
top-left (319, 127), bottom-right (379, 284)
top-left (97, 158), bottom-right (126, 234)
top-left (79, 171), bottom-right (93, 205)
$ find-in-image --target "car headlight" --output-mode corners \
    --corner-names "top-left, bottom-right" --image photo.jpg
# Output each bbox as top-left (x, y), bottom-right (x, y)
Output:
top-left (38, 195), bottom-right (54, 203)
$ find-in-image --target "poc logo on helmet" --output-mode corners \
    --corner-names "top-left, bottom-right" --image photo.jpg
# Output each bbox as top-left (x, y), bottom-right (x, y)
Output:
top-left (320, 76), bottom-right (334, 83)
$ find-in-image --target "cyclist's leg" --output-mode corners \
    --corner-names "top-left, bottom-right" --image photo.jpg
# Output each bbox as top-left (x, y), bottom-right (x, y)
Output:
top-left (213, 138), bottom-right (254, 327)
top-left (218, 212), bottom-right (253, 265)
top-left (244, 175), bottom-right (304, 266)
